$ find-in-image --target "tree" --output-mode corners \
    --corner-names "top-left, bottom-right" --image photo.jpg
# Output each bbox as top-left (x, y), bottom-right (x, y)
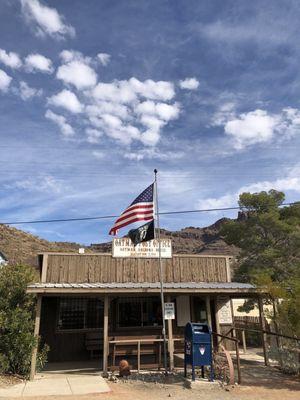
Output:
top-left (0, 264), bottom-right (48, 377)
top-left (221, 190), bottom-right (300, 337)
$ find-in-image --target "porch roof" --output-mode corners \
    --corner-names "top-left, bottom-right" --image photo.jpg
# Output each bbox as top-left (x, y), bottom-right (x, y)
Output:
top-left (27, 281), bottom-right (259, 295)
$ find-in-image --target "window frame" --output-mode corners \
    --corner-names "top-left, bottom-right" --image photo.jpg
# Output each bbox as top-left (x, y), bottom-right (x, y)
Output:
top-left (56, 297), bottom-right (104, 333)
top-left (116, 296), bottom-right (162, 329)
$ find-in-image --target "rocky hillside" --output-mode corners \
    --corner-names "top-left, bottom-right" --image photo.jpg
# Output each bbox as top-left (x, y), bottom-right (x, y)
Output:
top-left (0, 218), bottom-right (239, 267)
top-left (0, 224), bottom-right (83, 267)
top-left (91, 218), bottom-right (239, 256)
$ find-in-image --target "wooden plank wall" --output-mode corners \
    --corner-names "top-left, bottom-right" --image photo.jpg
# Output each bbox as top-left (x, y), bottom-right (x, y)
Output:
top-left (45, 254), bottom-right (228, 283)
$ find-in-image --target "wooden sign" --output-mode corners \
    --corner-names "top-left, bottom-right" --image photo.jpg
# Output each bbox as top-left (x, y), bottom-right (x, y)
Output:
top-left (217, 296), bottom-right (233, 324)
top-left (112, 238), bottom-right (172, 258)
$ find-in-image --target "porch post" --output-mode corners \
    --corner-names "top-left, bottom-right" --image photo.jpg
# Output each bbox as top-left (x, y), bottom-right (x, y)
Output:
top-left (258, 296), bottom-right (269, 366)
top-left (166, 295), bottom-right (174, 371)
top-left (205, 295), bottom-right (212, 329)
top-left (103, 294), bottom-right (109, 374)
top-left (215, 297), bottom-right (221, 351)
top-left (30, 295), bottom-right (42, 381)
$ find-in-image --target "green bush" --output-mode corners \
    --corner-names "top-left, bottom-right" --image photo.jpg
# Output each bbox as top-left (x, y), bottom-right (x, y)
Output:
top-left (0, 264), bottom-right (49, 377)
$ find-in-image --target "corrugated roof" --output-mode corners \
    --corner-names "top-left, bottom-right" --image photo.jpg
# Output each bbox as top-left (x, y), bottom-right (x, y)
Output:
top-left (28, 282), bottom-right (255, 290)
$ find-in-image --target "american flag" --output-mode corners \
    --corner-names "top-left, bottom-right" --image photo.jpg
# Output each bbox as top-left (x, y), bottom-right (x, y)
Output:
top-left (109, 183), bottom-right (154, 235)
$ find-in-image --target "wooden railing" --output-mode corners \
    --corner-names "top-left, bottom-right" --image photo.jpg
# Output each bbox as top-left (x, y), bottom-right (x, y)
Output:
top-left (233, 326), bottom-right (300, 368)
top-left (108, 337), bottom-right (183, 372)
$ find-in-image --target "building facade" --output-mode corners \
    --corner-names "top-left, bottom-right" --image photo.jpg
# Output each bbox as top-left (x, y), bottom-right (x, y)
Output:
top-left (27, 251), bottom-right (260, 378)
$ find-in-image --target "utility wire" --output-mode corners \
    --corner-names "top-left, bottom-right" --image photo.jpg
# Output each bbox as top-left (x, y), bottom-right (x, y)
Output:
top-left (1, 202), bottom-right (298, 225)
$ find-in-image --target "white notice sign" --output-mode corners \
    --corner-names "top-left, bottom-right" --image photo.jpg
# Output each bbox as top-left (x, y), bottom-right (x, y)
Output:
top-left (112, 238), bottom-right (172, 258)
top-left (164, 302), bottom-right (175, 320)
top-left (217, 296), bottom-right (233, 324)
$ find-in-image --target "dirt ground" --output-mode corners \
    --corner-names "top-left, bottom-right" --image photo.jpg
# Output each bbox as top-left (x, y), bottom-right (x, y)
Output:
top-left (1, 371), bottom-right (299, 400)
top-left (1, 353), bottom-right (299, 400)
top-left (0, 374), bottom-right (23, 387)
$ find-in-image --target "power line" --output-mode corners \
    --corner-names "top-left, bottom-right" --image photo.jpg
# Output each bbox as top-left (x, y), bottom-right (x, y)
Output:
top-left (1, 202), bottom-right (298, 225)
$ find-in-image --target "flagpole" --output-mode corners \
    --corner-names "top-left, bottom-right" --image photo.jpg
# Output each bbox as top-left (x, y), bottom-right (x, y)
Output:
top-left (154, 169), bottom-right (168, 374)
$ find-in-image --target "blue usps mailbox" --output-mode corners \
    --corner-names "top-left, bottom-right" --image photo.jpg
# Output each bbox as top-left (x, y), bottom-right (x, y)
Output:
top-left (184, 322), bottom-right (213, 381)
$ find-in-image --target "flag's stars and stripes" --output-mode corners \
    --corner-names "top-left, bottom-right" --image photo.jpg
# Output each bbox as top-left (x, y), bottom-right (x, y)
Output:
top-left (109, 183), bottom-right (154, 235)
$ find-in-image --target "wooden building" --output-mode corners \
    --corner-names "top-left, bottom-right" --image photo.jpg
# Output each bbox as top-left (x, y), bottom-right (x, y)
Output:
top-left (27, 251), bottom-right (261, 378)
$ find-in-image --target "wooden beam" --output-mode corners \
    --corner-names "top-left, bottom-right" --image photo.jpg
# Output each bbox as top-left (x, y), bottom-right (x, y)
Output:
top-left (258, 296), bottom-right (269, 366)
top-left (137, 341), bottom-right (141, 373)
top-left (38, 252), bottom-right (232, 258)
top-left (26, 287), bottom-right (262, 295)
top-left (205, 295), bottom-right (212, 329)
top-left (41, 254), bottom-right (48, 283)
top-left (225, 257), bottom-right (231, 282)
top-left (166, 295), bottom-right (174, 371)
top-left (30, 295), bottom-right (42, 380)
top-left (102, 295), bottom-right (109, 374)
top-left (230, 298), bottom-right (236, 340)
top-left (215, 297), bottom-right (221, 351)
top-left (241, 329), bottom-right (247, 354)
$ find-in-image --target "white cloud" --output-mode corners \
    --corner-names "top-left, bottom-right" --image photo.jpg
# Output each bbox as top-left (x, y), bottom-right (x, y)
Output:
top-left (136, 100), bottom-right (180, 121)
top-left (7, 175), bottom-right (63, 194)
top-left (140, 129), bottom-right (160, 146)
top-left (0, 69), bottom-right (12, 92)
top-left (179, 77), bottom-right (199, 90)
top-left (124, 148), bottom-right (184, 161)
top-left (129, 78), bottom-right (175, 101)
top-left (197, 163), bottom-right (300, 210)
top-left (92, 78), bottom-right (175, 104)
top-left (211, 102), bottom-right (236, 126)
top-left (97, 53), bottom-right (111, 66)
top-left (101, 114), bottom-right (122, 129)
top-left (86, 102), bottom-right (129, 120)
top-left (59, 49), bottom-right (91, 64)
top-left (0, 49), bottom-right (22, 69)
top-left (88, 113), bottom-right (141, 145)
top-left (21, 0), bottom-right (75, 39)
top-left (278, 107), bottom-right (300, 139)
top-left (57, 60), bottom-right (97, 90)
top-left (86, 78), bottom-right (180, 146)
top-left (135, 101), bottom-right (180, 144)
top-left (92, 81), bottom-right (137, 104)
top-left (214, 106), bottom-right (300, 150)
top-left (25, 53), bottom-right (53, 73)
top-left (19, 81), bottom-right (42, 100)
top-left (45, 109), bottom-right (74, 136)
top-left (140, 114), bottom-right (166, 131)
top-left (48, 89), bottom-right (83, 113)
top-left (224, 109), bottom-right (278, 149)
top-left (86, 128), bottom-right (103, 144)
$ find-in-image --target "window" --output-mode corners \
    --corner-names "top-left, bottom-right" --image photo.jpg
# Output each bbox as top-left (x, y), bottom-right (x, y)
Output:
top-left (57, 298), bottom-right (104, 331)
top-left (193, 297), bottom-right (207, 323)
top-left (117, 297), bottom-right (162, 328)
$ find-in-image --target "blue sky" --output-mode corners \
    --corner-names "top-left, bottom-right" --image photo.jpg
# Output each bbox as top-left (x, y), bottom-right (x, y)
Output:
top-left (1, 0), bottom-right (300, 244)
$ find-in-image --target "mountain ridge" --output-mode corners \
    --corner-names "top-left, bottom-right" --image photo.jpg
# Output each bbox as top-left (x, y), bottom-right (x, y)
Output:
top-left (0, 218), bottom-right (239, 267)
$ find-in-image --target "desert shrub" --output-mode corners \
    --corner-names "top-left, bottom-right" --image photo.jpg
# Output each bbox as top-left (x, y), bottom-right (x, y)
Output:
top-left (0, 264), bottom-right (49, 377)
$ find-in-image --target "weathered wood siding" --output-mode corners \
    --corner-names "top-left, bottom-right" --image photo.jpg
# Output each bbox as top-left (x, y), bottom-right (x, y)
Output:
top-left (45, 254), bottom-right (228, 283)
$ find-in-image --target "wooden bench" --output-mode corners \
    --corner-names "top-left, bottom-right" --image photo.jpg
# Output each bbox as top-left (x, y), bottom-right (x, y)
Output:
top-left (85, 332), bottom-right (103, 359)
top-left (109, 335), bottom-right (162, 371)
